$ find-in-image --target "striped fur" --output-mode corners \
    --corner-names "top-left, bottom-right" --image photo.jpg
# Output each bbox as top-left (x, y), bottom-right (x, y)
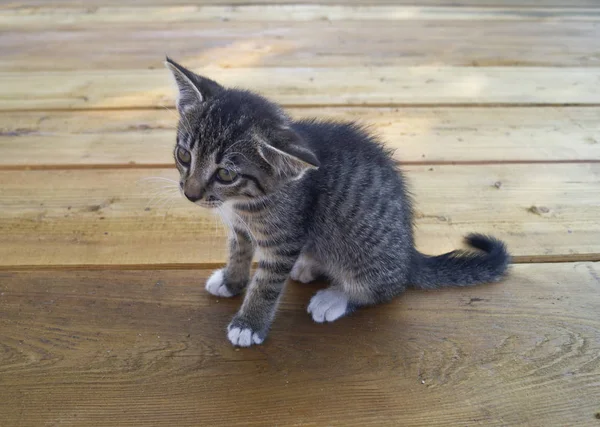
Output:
top-left (166, 58), bottom-right (511, 347)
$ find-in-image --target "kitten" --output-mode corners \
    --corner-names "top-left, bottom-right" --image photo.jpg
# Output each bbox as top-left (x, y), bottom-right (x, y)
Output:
top-left (165, 57), bottom-right (510, 347)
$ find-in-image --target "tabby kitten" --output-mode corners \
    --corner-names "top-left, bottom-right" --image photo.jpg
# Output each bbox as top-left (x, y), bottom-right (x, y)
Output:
top-left (165, 57), bottom-right (510, 347)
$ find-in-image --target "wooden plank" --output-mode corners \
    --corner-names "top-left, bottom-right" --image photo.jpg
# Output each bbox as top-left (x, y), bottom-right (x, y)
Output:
top-left (3, 20), bottom-right (600, 71)
top-left (3, 5), bottom-right (600, 28)
top-left (1, 67), bottom-right (600, 111)
top-left (1, 108), bottom-right (599, 167)
top-left (0, 164), bottom-right (598, 267)
top-left (0, 263), bottom-right (599, 426)
top-left (2, 0), bottom-right (599, 7)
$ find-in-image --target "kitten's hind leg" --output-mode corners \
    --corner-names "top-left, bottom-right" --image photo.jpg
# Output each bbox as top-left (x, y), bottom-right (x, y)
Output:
top-left (290, 253), bottom-right (323, 284)
top-left (307, 276), bottom-right (406, 323)
top-left (307, 286), bottom-right (354, 323)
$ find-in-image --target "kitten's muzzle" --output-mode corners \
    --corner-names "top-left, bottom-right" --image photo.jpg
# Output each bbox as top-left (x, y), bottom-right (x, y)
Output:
top-left (184, 190), bottom-right (221, 208)
top-left (184, 189), bottom-right (205, 202)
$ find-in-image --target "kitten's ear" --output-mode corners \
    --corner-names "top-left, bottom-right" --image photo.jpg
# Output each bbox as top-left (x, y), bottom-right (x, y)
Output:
top-left (164, 56), bottom-right (223, 115)
top-left (257, 127), bottom-right (320, 180)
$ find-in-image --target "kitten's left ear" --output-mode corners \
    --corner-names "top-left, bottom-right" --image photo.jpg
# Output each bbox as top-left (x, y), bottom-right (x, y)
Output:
top-left (257, 127), bottom-right (320, 180)
top-left (164, 56), bottom-right (223, 115)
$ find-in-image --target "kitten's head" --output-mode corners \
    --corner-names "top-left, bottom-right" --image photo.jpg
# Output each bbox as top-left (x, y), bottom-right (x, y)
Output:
top-left (165, 57), bottom-right (319, 208)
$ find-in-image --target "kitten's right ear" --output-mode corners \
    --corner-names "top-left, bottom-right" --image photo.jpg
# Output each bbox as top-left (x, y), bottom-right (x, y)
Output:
top-left (164, 56), bottom-right (223, 115)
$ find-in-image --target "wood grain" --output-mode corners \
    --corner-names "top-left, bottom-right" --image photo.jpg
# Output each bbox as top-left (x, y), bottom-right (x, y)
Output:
top-left (1, 107), bottom-right (599, 167)
top-left (3, 20), bottom-right (600, 71)
top-left (0, 263), bottom-right (598, 426)
top-left (1, 0), bottom-right (599, 424)
top-left (0, 164), bottom-right (598, 267)
top-left (2, 67), bottom-right (600, 111)
top-left (3, 5), bottom-right (600, 27)
top-left (2, 0), bottom-right (599, 7)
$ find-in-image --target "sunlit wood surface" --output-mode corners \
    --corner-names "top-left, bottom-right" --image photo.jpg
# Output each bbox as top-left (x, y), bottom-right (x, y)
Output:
top-left (0, 1), bottom-right (599, 425)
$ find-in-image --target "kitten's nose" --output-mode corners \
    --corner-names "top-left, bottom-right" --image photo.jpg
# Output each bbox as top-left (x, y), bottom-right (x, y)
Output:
top-left (184, 189), bottom-right (204, 202)
top-left (183, 180), bottom-right (205, 202)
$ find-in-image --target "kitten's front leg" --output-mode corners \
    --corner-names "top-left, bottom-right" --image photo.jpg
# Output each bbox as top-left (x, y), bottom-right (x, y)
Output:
top-left (205, 228), bottom-right (254, 297)
top-left (227, 247), bottom-right (299, 347)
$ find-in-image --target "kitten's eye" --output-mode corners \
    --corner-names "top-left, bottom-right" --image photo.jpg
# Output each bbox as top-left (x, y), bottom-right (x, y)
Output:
top-left (216, 168), bottom-right (238, 183)
top-left (177, 147), bottom-right (191, 165)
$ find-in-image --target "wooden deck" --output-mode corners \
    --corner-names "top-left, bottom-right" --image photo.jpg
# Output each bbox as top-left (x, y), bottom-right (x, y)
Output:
top-left (1, 1), bottom-right (599, 425)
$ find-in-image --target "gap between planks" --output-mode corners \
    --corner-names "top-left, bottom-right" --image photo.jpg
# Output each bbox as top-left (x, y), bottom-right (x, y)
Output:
top-left (1, 253), bottom-right (600, 272)
top-left (3, 107), bottom-right (598, 166)
top-left (1, 164), bottom-right (598, 267)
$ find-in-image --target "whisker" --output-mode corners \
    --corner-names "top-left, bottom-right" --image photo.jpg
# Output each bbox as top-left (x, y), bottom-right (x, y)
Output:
top-left (145, 185), bottom-right (179, 192)
top-left (225, 151), bottom-right (261, 169)
top-left (216, 206), bottom-right (238, 247)
top-left (161, 104), bottom-right (186, 126)
top-left (137, 177), bottom-right (179, 185)
top-left (161, 104), bottom-right (194, 137)
top-left (230, 210), bottom-right (257, 245)
top-left (151, 197), bottom-right (179, 211)
top-left (163, 196), bottom-right (183, 216)
top-left (213, 210), bottom-right (219, 237)
top-left (137, 178), bottom-right (180, 198)
top-left (145, 189), bottom-right (180, 209)
top-left (156, 194), bottom-right (179, 210)
top-left (142, 186), bottom-right (179, 199)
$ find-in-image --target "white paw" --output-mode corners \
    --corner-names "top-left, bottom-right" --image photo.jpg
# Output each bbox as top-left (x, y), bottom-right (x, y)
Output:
top-left (227, 327), bottom-right (264, 347)
top-left (290, 257), bottom-right (318, 283)
top-left (205, 269), bottom-right (233, 297)
top-left (307, 289), bottom-right (349, 323)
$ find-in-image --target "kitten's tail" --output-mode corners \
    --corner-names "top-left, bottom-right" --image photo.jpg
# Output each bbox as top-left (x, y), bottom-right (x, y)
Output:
top-left (408, 234), bottom-right (510, 289)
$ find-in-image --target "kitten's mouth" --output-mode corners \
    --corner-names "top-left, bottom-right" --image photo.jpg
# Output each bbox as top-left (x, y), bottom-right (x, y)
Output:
top-left (196, 201), bottom-right (223, 209)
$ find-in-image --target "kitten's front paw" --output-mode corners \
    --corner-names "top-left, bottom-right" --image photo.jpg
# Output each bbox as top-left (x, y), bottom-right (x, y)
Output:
top-left (205, 269), bottom-right (234, 297)
top-left (227, 315), bottom-right (267, 347)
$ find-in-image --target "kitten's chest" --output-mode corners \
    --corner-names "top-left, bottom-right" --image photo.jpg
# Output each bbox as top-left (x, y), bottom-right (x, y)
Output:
top-left (219, 202), bottom-right (267, 239)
